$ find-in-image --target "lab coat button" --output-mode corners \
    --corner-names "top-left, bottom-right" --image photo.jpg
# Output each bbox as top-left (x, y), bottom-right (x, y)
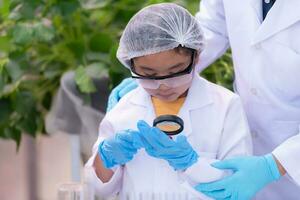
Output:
top-left (254, 44), bottom-right (261, 50)
top-left (250, 88), bottom-right (258, 95)
top-left (252, 131), bottom-right (258, 138)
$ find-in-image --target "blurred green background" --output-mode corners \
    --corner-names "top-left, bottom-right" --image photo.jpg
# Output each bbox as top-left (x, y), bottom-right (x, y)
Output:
top-left (0, 0), bottom-right (233, 146)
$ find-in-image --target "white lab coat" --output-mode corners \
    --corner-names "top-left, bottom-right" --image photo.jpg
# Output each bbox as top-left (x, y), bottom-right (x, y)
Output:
top-left (195, 0), bottom-right (300, 199)
top-left (85, 75), bottom-right (252, 200)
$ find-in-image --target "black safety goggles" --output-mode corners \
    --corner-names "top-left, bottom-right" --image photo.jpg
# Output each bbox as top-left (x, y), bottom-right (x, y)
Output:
top-left (130, 50), bottom-right (195, 80)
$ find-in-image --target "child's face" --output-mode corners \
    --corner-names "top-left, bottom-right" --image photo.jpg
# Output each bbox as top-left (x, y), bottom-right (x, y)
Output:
top-left (132, 49), bottom-right (198, 101)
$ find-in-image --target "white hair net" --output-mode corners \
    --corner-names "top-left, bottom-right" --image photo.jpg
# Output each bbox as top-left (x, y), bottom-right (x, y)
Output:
top-left (116, 3), bottom-right (205, 69)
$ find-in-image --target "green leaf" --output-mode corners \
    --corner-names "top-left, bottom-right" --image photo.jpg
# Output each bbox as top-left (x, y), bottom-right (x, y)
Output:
top-left (0, 82), bottom-right (21, 97)
top-left (12, 91), bottom-right (36, 116)
top-left (34, 23), bottom-right (55, 42)
top-left (114, 8), bottom-right (137, 23)
top-left (90, 9), bottom-right (114, 27)
top-left (75, 66), bottom-right (97, 93)
top-left (66, 40), bottom-right (86, 59)
top-left (11, 23), bottom-right (34, 45)
top-left (0, 0), bottom-right (10, 19)
top-left (43, 67), bottom-right (63, 79)
top-left (9, 91), bottom-right (40, 137)
top-left (79, 0), bottom-right (110, 9)
top-left (86, 62), bottom-right (108, 78)
top-left (18, 2), bottom-right (36, 19)
top-left (89, 32), bottom-right (113, 53)
top-left (0, 98), bottom-right (12, 127)
top-left (5, 60), bottom-right (24, 82)
top-left (18, 114), bottom-right (38, 136)
top-left (2, 128), bottom-right (22, 151)
top-left (56, 1), bottom-right (81, 16)
top-left (12, 128), bottom-right (22, 151)
top-left (109, 43), bottom-right (129, 74)
top-left (86, 52), bottom-right (110, 63)
top-left (0, 36), bottom-right (10, 51)
top-left (0, 75), bottom-right (4, 92)
top-left (41, 91), bottom-right (52, 110)
top-left (108, 70), bottom-right (127, 90)
top-left (0, 57), bottom-right (9, 71)
top-left (20, 0), bottom-right (43, 19)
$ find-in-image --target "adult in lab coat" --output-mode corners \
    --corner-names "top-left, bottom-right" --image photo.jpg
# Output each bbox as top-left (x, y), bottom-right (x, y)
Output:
top-left (194, 0), bottom-right (300, 199)
top-left (107, 0), bottom-right (300, 199)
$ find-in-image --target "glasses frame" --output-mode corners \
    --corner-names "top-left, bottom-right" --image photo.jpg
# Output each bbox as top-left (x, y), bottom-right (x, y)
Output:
top-left (130, 50), bottom-right (195, 80)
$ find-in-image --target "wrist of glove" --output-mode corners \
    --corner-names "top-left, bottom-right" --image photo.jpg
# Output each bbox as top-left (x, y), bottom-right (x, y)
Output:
top-left (263, 154), bottom-right (282, 182)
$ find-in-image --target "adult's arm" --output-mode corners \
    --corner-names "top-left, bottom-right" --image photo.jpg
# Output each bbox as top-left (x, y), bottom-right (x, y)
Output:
top-left (195, 0), bottom-right (230, 72)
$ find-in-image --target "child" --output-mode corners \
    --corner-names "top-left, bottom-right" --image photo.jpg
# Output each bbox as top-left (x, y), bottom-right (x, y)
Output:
top-left (85, 3), bottom-right (252, 199)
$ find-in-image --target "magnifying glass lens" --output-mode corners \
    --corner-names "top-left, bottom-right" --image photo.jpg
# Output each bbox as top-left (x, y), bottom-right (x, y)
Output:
top-left (156, 121), bottom-right (181, 132)
top-left (153, 115), bottom-right (184, 136)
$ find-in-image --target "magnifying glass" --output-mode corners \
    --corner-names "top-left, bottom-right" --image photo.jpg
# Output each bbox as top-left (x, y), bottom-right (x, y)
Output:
top-left (153, 115), bottom-right (184, 136)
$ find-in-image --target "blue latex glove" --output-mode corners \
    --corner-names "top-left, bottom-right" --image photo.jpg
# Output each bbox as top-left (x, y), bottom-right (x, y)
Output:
top-left (137, 120), bottom-right (198, 170)
top-left (98, 129), bottom-right (143, 168)
top-left (107, 78), bottom-right (138, 112)
top-left (194, 154), bottom-right (281, 200)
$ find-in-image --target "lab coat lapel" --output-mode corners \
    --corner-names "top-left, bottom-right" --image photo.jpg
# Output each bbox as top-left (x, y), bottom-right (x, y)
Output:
top-left (252, 0), bottom-right (300, 44)
top-left (178, 76), bottom-right (213, 137)
top-left (249, 0), bottom-right (263, 24)
top-left (129, 86), bottom-right (156, 126)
